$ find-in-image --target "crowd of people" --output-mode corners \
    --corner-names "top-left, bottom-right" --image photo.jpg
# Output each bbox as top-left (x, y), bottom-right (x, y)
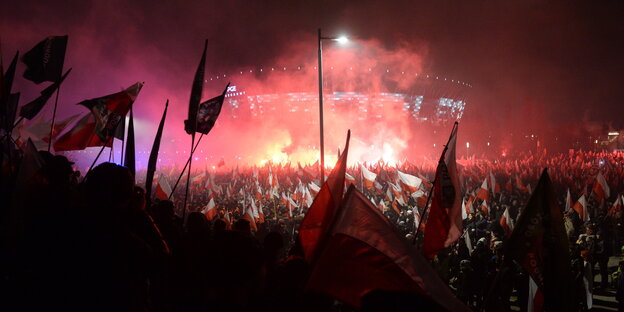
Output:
top-left (2, 146), bottom-right (624, 311)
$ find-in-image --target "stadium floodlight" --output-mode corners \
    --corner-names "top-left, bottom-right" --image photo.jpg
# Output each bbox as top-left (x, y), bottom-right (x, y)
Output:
top-left (317, 29), bottom-right (349, 181)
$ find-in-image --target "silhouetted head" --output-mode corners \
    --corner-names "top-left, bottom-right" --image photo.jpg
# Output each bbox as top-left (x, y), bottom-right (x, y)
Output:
top-left (214, 218), bottom-right (227, 232)
top-left (83, 162), bottom-right (135, 210)
top-left (233, 218), bottom-right (251, 235)
top-left (187, 211), bottom-right (209, 236)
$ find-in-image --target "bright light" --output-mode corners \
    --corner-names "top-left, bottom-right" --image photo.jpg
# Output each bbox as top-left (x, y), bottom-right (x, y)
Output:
top-left (487, 142), bottom-right (490, 146)
top-left (609, 132), bottom-right (620, 136)
top-left (466, 142), bottom-right (470, 148)
top-left (336, 36), bottom-right (349, 44)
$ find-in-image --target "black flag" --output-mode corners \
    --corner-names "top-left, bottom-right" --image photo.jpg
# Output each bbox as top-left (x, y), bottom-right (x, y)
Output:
top-left (2, 51), bottom-right (18, 99)
top-left (1, 52), bottom-right (18, 131)
top-left (124, 107), bottom-right (135, 177)
top-left (19, 68), bottom-right (72, 120)
top-left (145, 100), bottom-right (169, 199)
top-left (195, 83), bottom-right (229, 135)
top-left (4, 93), bottom-right (20, 131)
top-left (184, 40), bottom-right (207, 135)
top-left (22, 36), bottom-right (68, 84)
top-left (494, 169), bottom-right (574, 311)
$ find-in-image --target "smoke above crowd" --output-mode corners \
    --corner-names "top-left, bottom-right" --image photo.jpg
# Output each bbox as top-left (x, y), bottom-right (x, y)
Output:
top-left (2, 1), bottom-right (623, 170)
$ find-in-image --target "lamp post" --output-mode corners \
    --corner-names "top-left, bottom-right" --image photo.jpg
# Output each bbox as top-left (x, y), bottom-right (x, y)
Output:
top-left (317, 28), bottom-right (348, 182)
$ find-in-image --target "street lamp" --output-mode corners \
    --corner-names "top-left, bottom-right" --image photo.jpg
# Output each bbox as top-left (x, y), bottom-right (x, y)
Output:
top-left (318, 28), bottom-right (348, 182)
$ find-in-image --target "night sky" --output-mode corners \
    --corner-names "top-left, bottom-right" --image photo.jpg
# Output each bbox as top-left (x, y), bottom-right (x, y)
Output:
top-left (2, 0), bottom-right (623, 168)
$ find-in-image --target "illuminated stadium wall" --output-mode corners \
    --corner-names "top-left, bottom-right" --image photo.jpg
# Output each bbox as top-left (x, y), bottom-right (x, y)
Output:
top-left (207, 66), bottom-right (471, 126)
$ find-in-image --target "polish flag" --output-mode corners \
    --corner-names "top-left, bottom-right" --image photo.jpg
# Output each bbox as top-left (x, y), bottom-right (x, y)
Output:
top-left (397, 170), bottom-right (422, 192)
top-left (345, 172), bottom-right (356, 185)
top-left (572, 194), bottom-right (589, 222)
top-left (360, 164), bottom-right (377, 189)
top-left (154, 175), bottom-right (173, 200)
top-left (592, 172), bottom-right (610, 202)
top-left (500, 207), bottom-right (514, 237)
top-left (564, 188), bottom-right (572, 213)
top-left (201, 198), bottom-right (217, 220)
top-left (608, 196), bottom-right (622, 218)
top-left (480, 200), bottom-right (489, 216)
top-left (476, 178), bottom-right (489, 202)
top-left (528, 276), bottom-right (544, 312)
top-left (306, 186), bottom-right (471, 311)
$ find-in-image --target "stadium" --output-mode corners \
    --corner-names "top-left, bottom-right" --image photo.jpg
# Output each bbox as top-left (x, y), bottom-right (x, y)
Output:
top-left (199, 64), bottom-right (473, 166)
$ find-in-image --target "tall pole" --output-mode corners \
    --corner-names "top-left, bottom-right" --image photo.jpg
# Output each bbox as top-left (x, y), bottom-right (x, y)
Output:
top-left (47, 85), bottom-right (61, 152)
top-left (317, 28), bottom-right (325, 183)
top-left (182, 133), bottom-right (195, 221)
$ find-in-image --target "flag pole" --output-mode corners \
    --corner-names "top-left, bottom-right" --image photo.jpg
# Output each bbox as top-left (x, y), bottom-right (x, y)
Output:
top-left (120, 117), bottom-right (126, 165)
top-left (85, 136), bottom-right (113, 176)
top-left (47, 82), bottom-right (61, 152)
top-left (168, 133), bottom-right (204, 199)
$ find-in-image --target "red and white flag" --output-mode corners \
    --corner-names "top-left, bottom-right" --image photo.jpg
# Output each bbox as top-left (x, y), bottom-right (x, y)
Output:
top-left (476, 178), bottom-right (489, 202)
top-left (397, 170), bottom-right (422, 192)
top-left (360, 164), bottom-right (377, 189)
top-left (299, 131), bottom-right (350, 265)
top-left (423, 122), bottom-right (462, 259)
top-left (307, 186), bottom-right (470, 311)
top-left (201, 198), bottom-right (217, 220)
top-left (154, 175), bottom-right (173, 200)
top-left (500, 207), bottom-right (514, 237)
top-left (592, 172), bottom-right (610, 202)
top-left (528, 276), bottom-right (544, 312)
top-left (564, 188), bottom-right (572, 213)
top-left (572, 194), bottom-right (589, 222)
top-left (480, 200), bottom-right (489, 216)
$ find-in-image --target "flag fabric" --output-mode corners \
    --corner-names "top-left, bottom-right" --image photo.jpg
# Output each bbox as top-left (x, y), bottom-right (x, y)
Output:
top-left (19, 68), bottom-right (71, 120)
top-left (306, 186), bottom-right (470, 311)
top-left (3, 93), bottom-right (19, 131)
top-left (184, 40), bottom-right (207, 135)
top-left (78, 82), bottom-right (143, 141)
top-left (592, 171), bottom-right (610, 202)
top-left (53, 113), bottom-right (111, 151)
top-left (242, 206), bottom-right (258, 232)
top-left (14, 113), bottom-right (80, 150)
top-left (608, 196), bottom-right (622, 218)
top-left (360, 164), bottom-right (377, 189)
top-left (490, 172), bottom-right (500, 194)
top-left (464, 230), bottom-right (473, 255)
top-left (501, 169), bottom-right (574, 311)
top-left (528, 276), bottom-right (544, 312)
top-left (345, 172), bottom-right (356, 185)
top-left (480, 200), bottom-right (489, 216)
top-left (124, 107), bottom-right (135, 177)
top-left (397, 170), bottom-right (422, 192)
top-left (145, 101), bottom-right (168, 200)
top-left (2, 51), bottom-right (18, 99)
top-left (461, 198), bottom-right (468, 220)
top-left (476, 178), bottom-right (489, 202)
top-left (423, 122), bottom-right (462, 259)
top-left (298, 130), bottom-right (350, 265)
top-left (192, 84), bottom-right (229, 135)
top-left (565, 188), bottom-right (572, 213)
top-left (500, 207), bottom-right (513, 237)
top-left (22, 35), bottom-right (68, 84)
top-left (154, 175), bottom-right (173, 200)
top-left (201, 198), bottom-right (217, 220)
top-left (572, 194), bottom-right (589, 222)
top-left (1, 52), bottom-right (18, 130)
